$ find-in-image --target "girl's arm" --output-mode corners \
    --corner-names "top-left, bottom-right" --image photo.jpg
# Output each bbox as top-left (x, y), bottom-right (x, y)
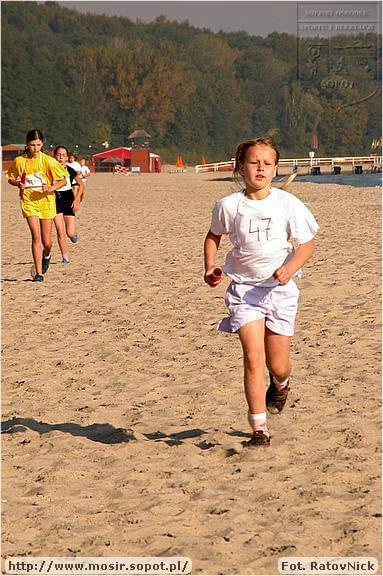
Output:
top-left (204, 230), bottom-right (222, 286)
top-left (7, 161), bottom-right (22, 188)
top-left (42, 179), bottom-right (67, 194)
top-left (8, 176), bottom-right (66, 193)
top-left (8, 178), bottom-right (23, 189)
top-left (273, 239), bottom-right (315, 285)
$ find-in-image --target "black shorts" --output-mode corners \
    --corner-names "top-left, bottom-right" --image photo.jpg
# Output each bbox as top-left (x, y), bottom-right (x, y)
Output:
top-left (55, 189), bottom-right (75, 216)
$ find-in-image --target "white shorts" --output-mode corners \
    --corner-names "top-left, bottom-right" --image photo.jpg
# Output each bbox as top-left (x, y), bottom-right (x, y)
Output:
top-left (218, 280), bottom-right (299, 336)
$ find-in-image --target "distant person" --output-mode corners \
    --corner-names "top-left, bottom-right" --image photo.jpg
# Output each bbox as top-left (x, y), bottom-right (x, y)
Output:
top-left (53, 146), bottom-right (84, 261)
top-left (203, 135), bottom-right (319, 446)
top-left (79, 158), bottom-right (91, 203)
top-left (67, 152), bottom-right (82, 210)
top-left (67, 152), bottom-right (82, 174)
top-left (7, 129), bottom-right (67, 282)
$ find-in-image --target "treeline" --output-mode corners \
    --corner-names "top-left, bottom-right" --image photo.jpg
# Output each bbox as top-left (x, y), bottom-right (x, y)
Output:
top-left (2, 1), bottom-right (381, 162)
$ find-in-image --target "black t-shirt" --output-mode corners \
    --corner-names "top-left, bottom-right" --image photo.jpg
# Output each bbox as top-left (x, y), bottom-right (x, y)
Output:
top-left (59, 165), bottom-right (78, 191)
top-left (67, 165), bottom-right (78, 186)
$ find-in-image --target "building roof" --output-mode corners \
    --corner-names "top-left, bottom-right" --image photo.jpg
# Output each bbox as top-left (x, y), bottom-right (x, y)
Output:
top-left (128, 130), bottom-right (151, 139)
top-left (92, 147), bottom-right (132, 161)
top-left (2, 144), bottom-right (25, 151)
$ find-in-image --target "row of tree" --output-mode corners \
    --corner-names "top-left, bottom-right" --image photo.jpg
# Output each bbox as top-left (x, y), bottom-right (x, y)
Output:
top-left (2, 2), bottom-right (381, 162)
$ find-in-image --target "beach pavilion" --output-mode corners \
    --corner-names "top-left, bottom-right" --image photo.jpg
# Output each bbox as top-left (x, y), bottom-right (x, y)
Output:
top-left (92, 147), bottom-right (161, 173)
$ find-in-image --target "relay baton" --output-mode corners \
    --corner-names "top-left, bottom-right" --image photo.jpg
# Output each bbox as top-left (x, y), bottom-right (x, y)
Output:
top-left (207, 267), bottom-right (223, 281)
top-left (19, 172), bottom-right (26, 199)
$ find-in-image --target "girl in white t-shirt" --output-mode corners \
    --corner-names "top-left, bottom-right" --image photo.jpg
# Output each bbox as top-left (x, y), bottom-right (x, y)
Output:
top-left (79, 158), bottom-right (91, 203)
top-left (67, 153), bottom-right (82, 207)
top-left (203, 136), bottom-right (319, 447)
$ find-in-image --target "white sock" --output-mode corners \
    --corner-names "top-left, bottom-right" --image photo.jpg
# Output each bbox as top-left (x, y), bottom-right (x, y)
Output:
top-left (248, 411), bottom-right (269, 435)
top-left (272, 375), bottom-right (289, 391)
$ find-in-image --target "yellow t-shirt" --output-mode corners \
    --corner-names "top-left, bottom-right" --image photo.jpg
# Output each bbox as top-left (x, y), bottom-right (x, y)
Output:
top-left (7, 152), bottom-right (67, 219)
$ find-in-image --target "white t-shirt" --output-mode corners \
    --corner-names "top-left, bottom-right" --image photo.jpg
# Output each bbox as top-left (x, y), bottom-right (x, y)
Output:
top-left (210, 187), bottom-right (319, 287)
top-left (80, 165), bottom-right (91, 182)
top-left (67, 161), bottom-right (82, 176)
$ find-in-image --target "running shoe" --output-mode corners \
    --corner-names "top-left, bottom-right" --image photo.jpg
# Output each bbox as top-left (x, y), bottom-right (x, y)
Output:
top-left (62, 257), bottom-right (70, 264)
top-left (266, 373), bottom-right (290, 414)
top-left (69, 236), bottom-right (78, 243)
top-left (247, 430), bottom-right (270, 446)
top-left (32, 274), bottom-right (44, 282)
top-left (42, 254), bottom-right (51, 274)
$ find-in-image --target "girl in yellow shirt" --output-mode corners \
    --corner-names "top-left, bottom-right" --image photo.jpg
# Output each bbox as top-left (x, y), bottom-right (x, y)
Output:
top-left (7, 129), bottom-right (67, 282)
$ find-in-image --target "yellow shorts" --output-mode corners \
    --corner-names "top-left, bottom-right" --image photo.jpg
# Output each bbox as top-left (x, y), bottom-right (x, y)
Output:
top-left (21, 189), bottom-right (57, 219)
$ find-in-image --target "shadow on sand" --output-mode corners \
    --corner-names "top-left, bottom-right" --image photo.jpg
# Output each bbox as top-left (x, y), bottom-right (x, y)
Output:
top-left (1, 417), bottom-right (212, 447)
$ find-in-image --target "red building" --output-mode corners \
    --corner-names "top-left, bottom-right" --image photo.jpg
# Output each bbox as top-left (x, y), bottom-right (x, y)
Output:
top-left (1, 144), bottom-right (26, 171)
top-left (92, 147), bottom-right (161, 173)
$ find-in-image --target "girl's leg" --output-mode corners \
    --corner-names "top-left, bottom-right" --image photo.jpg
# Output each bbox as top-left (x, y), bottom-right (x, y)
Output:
top-left (26, 216), bottom-right (43, 275)
top-left (79, 185), bottom-right (85, 203)
top-left (264, 327), bottom-right (292, 382)
top-left (238, 319), bottom-right (270, 445)
top-left (264, 327), bottom-right (292, 414)
top-left (64, 215), bottom-right (77, 239)
top-left (40, 218), bottom-right (53, 258)
top-left (54, 214), bottom-right (69, 259)
top-left (238, 319), bottom-right (267, 414)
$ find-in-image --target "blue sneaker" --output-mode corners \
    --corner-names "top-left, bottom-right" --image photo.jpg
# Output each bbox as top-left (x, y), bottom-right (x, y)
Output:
top-left (69, 236), bottom-right (78, 244)
top-left (62, 257), bottom-right (70, 264)
top-left (42, 254), bottom-right (51, 274)
top-left (32, 274), bottom-right (44, 282)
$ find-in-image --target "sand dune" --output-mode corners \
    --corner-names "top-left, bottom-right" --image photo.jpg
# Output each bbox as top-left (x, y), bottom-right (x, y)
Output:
top-left (2, 172), bottom-right (381, 574)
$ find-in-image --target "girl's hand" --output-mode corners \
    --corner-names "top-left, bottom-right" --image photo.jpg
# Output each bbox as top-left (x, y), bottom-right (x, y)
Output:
top-left (42, 184), bottom-right (53, 193)
top-left (273, 264), bottom-right (293, 285)
top-left (204, 267), bottom-right (223, 287)
top-left (72, 200), bottom-right (79, 212)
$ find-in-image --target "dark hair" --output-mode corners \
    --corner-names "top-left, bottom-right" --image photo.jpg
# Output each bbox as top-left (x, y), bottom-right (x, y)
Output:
top-left (68, 151), bottom-right (77, 160)
top-left (54, 145), bottom-right (69, 156)
top-left (26, 129), bottom-right (44, 143)
top-left (233, 135), bottom-right (280, 184)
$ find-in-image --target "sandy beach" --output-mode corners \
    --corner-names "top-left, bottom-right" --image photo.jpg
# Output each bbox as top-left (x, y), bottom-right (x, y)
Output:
top-left (1, 171), bottom-right (381, 575)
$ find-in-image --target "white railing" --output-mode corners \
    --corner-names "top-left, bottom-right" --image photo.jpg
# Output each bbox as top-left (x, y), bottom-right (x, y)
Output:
top-left (195, 155), bottom-right (382, 173)
top-left (278, 156), bottom-right (382, 168)
top-left (195, 160), bottom-right (234, 173)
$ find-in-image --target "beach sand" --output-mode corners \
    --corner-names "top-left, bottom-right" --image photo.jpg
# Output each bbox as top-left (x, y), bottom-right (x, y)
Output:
top-left (2, 172), bottom-right (381, 575)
